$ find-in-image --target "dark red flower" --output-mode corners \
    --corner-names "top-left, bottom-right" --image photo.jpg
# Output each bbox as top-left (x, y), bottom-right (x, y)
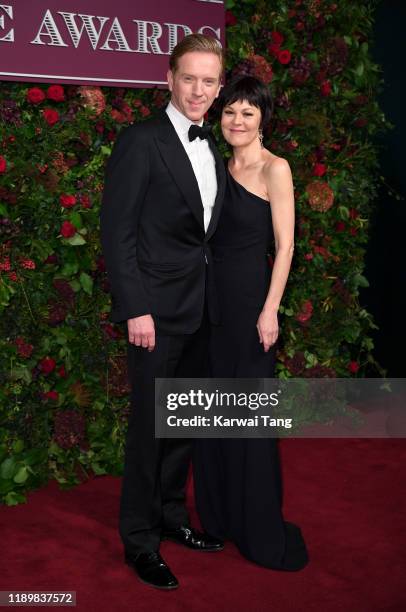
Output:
top-left (0, 155), bottom-right (6, 173)
top-left (27, 87), bottom-right (46, 104)
top-left (313, 163), bottom-right (327, 177)
top-left (271, 31), bottom-right (284, 46)
top-left (47, 85), bottom-right (65, 102)
top-left (60, 220), bottom-right (77, 238)
top-left (348, 361), bottom-right (360, 374)
top-left (349, 208), bottom-right (359, 219)
top-left (43, 390), bottom-right (59, 401)
top-left (140, 106), bottom-right (151, 118)
top-left (335, 221), bottom-right (346, 232)
top-left (295, 300), bottom-right (314, 323)
top-left (59, 194), bottom-right (77, 208)
top-left (16, 339), bottom-right (34, 358)
top-left (80, 194), bottom-right (92, 209)
top-left (320, 80), bottom-right (332, 97)
top-left (53, 410), bottom-right (86, 450)
top-left (58, 365), bottom-right (67, 378)
top-left (225, 10), bottom-right (237, 26)
top-left (277, 49), bottom-right (292, 65)
top-left (39, 356), bottom-right (56, 375)
top-left (42, 108), bottom-right (60, 126)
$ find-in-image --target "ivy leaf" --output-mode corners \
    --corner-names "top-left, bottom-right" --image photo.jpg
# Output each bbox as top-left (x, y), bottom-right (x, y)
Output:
top-left (69, 211), bottom-right (83, 229)
top-left (353, 274), bottom-right (369, 288)
top-left (0, 457), bottom-right (17, 480)
top-left (79, 272), bottom-right (93, 295)
top-left (13, 466), bottom-right (29, 484)
top-left (66, 234), bottom-right (86, 246)
top-left (4, 491), bottom-right (27, 505)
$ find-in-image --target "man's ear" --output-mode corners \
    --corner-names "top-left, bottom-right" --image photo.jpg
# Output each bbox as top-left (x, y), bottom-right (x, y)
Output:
top-left (167, 69), bottom-right (173, 92)
top-left (215, 83), bottom-right (223, 99)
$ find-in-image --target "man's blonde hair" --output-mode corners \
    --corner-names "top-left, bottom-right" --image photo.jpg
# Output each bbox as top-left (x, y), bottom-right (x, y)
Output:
top-left (169, 33), bottom-right (224, 74)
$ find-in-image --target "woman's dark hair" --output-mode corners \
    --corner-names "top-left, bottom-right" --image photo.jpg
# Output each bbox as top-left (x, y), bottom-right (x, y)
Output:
top-left (216, 75), bottom-right (274, 130)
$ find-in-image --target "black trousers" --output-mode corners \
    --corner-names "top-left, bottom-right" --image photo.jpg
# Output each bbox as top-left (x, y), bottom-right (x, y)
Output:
top-left (119, 307), bottom-right (209, 556)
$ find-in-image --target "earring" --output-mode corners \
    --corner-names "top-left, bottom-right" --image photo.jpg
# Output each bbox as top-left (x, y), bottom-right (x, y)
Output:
top-left (258, 129), bottom-right (264, 148)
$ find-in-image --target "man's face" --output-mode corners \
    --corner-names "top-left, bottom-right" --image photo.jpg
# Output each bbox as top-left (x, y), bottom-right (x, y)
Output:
top-left (167, 51), bottom-right (222, 123)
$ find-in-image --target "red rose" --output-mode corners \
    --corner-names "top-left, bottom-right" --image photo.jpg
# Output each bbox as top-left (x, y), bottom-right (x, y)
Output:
top-left (0, 155), bottom-right (6, 173)
top-left (58, 365), bottom-right (67, 378)
top-left (27, 87), bottom-right (46, 104)
top-left (348, 361), bottom-right (359, 374)
top-left (225, 10), bottom-right (237, 26)
top-left (42, 108), bottom-right (60, 126)
top-left (39, 356), bottom-right (56, 375)
top-left (304, 253), bottom-right (314, 260)
top-left (140, 106), bottom-right (151, 118)
top-left (349, 208), bottom-right (359, 219)
top-left (277, 49), bottom-right (292, 65)
top-left (320, 81), bottom-right (332, 97)
top-left (271, 31), bottom-right (284, 46)
top-left (313, 163), bottom-right (327, 177)
top-left (60, 221), bottom-right (77, 238)
top-left (60, 194), bottom-right (77, 208)
top-left (44, 390), bottom-right (59, 401)
top-left (335, 221), bottom-right (346, 232)
top-left (47, 85), bottom-right (65, 102)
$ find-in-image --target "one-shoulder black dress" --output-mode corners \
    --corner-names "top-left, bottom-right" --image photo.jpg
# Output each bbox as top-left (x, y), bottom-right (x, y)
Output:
top-left (193, 168), bottom-right (308, 570)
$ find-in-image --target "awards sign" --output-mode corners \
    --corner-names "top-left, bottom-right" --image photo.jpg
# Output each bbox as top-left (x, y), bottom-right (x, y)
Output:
top-left (0, 0), bottom-right (224, 88)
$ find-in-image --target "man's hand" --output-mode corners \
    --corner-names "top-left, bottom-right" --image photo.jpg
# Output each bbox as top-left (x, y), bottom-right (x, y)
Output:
top-left (127, 314), bottom-right (155, 351)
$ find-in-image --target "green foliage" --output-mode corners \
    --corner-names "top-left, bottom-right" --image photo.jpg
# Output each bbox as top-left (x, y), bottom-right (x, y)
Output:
top-left (0, 0), bottom-right (388, 503)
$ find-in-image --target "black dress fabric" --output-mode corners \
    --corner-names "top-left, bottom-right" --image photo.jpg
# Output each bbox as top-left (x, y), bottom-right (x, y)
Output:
top-left (193, 168), bottom-right (308, 570)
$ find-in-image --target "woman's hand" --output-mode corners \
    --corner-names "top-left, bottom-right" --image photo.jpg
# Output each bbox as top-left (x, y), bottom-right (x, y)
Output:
top-left (256, 309), bottom-right (279, 352)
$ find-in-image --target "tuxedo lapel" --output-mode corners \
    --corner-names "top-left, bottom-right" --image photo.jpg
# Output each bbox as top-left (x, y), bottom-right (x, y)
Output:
top-left (154, 113), bottom-right (204, 229)
top-left (205, 134), bottom-right (226, 241)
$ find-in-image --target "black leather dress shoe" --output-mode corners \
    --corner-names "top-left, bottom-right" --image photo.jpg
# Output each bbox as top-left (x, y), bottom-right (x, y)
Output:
top-left (161, 526), bottom-right (224, 551)
top-left (124, 551), bottom-right (179, 590)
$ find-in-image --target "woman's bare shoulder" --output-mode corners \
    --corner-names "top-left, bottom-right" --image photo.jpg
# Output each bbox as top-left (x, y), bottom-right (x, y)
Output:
top-left (262, 153), bottom-right (292, 180)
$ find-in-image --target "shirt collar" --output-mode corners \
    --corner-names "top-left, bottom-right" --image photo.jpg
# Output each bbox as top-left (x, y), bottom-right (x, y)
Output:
top-left (166, 101), bottom-right (204, 139)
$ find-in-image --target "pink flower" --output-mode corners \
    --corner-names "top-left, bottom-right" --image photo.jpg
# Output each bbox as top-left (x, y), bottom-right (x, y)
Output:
top-left (20, 259), bottom-right (36, 270)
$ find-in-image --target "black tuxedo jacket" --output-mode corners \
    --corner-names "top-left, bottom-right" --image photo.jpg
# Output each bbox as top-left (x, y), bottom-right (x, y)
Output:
top-left (100, 111), bottom-right (226, 334)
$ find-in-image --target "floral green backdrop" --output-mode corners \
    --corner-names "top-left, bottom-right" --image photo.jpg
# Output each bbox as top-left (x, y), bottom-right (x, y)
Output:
top-left (0, 0), bottom-right (388, 504)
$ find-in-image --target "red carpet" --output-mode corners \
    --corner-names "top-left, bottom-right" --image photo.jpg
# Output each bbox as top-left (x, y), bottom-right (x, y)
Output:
top-left (1, 439), bottom-right (405, 611)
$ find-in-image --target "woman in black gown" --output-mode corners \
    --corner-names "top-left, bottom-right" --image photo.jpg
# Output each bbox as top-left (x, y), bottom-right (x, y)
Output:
top-left (194, 76), bottom-right (308, 571)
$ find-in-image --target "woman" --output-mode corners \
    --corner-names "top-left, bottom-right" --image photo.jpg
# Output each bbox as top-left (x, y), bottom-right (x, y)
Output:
top-left (193, 76), bottom-right (308, 571)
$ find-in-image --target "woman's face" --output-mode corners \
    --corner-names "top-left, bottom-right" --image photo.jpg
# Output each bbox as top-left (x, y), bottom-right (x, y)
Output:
top-left (221, 99), bottom-right (262, 147)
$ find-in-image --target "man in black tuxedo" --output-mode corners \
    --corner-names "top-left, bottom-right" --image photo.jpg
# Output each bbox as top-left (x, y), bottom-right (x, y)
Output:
top-left (100, 34), bottom-right (226, 590)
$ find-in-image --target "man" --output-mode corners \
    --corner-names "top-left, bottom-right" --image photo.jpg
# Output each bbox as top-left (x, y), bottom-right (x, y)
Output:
top-left (100, 34), bottom-right (226, 590)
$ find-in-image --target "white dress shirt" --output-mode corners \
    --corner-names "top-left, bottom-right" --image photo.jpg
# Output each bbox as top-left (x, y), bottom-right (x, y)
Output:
top-left (166, 101), bottom-right (217, 232)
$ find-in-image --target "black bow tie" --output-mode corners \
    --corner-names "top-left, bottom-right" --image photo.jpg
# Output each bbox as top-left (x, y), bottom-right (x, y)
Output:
top-left (188, 124), bottom-right (212, 142)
